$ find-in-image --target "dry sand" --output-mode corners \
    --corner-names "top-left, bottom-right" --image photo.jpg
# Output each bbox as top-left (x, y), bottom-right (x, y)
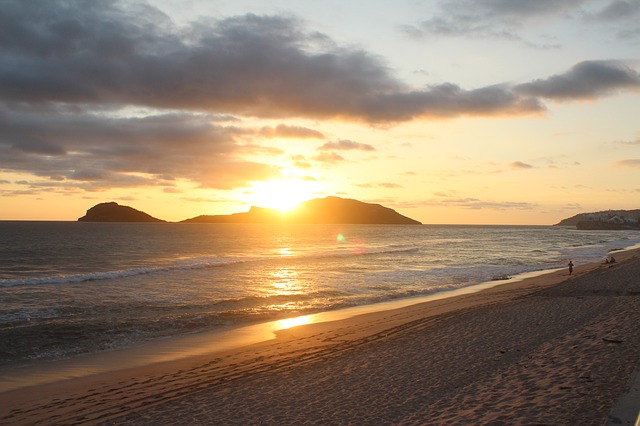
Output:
top-left (1, 249), bottom-right (639, 425)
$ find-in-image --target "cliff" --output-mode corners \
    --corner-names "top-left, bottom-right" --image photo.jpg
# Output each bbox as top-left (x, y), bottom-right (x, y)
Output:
top-left (77, 202), bottom-right (165, 222)
top-left (182, 196), bottom-right (421, 224)
top-left (556, 209), bottom-right (640, 230)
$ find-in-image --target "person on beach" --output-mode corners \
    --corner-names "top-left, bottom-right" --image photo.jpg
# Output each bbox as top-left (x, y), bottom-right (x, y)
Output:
top-left (568, 260), bottom-right (574, 275)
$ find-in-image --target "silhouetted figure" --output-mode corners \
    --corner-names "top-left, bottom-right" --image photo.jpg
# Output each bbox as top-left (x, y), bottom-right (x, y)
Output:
top-left (568, 260), bottom-right (574, 275)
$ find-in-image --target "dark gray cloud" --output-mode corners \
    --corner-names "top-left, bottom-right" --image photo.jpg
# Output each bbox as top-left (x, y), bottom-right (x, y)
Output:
top-left (591, 0), bottom-right (640, 21)
top-left (451, 0), bottom-right (587, 19)
top-left (584, 1), bottom-right (640, 39)
top-left (402, 0), bottom-right (640, 46)
top-left (0, 1), bottom-right (396, 119)
top-left (403, 0), bottom-right (587, 45)
top-left (0, 0), bottom-right (544, 123)
top-left (515, 60), bottom-right (640, 100)
top-left (318, 140), bottom-right (376, 151)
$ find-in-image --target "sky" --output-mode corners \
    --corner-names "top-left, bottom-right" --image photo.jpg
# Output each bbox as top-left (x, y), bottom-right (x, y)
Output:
top-left (1, 0), bottom-right (639, 224)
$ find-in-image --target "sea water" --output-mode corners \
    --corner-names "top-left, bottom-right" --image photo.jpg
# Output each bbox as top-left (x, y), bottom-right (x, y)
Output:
top-left (1, 221), bottom-right (638, 367)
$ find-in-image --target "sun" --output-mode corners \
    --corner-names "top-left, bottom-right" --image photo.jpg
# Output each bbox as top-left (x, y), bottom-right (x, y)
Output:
top-left (248, 178), bottom-right (321, 212)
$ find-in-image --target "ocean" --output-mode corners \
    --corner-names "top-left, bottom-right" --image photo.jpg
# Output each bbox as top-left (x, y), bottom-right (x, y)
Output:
top-left (1, 221), bottom-right (639, 368)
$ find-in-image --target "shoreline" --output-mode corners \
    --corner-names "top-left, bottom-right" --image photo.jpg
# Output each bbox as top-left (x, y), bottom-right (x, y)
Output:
top-left (2, 247), bottom-right (639, 424)
top-left (0, 255), bottom-right (592, 393)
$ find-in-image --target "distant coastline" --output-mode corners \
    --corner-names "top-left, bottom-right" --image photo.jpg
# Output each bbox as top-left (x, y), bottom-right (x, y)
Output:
top-left (75, 201), bottom-right (640, 228)
top-left (555, 209), bottom-right (640, 230)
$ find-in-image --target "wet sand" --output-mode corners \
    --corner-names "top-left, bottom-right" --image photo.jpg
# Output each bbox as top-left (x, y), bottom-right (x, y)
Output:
top-left (1, 248), bottom-right (639, 425)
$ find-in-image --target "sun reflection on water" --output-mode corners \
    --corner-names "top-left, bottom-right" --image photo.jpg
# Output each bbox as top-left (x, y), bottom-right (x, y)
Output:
top-left (278, 247), bottom-right (293, 256)
top-left (271, 267), bottom-right (301, 295)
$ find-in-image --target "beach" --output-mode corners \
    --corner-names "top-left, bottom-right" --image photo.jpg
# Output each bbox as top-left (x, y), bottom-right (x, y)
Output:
top-left (1, 249), bottom-right (639, 425)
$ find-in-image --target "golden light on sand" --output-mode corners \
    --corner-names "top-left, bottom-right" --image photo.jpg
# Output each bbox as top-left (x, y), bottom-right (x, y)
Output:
top-left (248, 178), bottom-right (320, 213)
top-left (275, 315), bottom-right (311, 330)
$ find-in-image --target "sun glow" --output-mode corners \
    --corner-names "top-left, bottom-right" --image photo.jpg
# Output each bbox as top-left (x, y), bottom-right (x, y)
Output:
top-left (248, 178), bottom-right (322, 212)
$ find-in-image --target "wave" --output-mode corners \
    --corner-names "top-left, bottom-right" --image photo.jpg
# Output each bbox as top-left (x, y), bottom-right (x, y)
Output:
top-left (0, 245), bottom-right (421, 288)
top-left (0, 257), bottom-right (242, 288)
top-left (4, 230), bottom-right (635, 289)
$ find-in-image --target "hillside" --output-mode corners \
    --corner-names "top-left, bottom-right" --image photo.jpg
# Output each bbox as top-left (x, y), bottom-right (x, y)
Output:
top-left (182, 206), bottom-right (286, 224)
top-left (555, 209), bottom-right (640, 230)
top-left (77, 202), bottom-right (165, 223)
top-left (183, 197), bottom-right (421, 224)
top-left (77, 197), bottom-right (421, 224)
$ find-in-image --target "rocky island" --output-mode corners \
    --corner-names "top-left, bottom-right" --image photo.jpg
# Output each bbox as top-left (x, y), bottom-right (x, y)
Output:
top-left (182, 197), bottom-right (421, 224)
top-left (78, 202), bottom-right (165, 222)
top-left (77, 197), bottom-right (422, 225)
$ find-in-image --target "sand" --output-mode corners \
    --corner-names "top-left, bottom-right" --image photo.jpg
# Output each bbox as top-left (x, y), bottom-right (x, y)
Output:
top-left (1, 249), bottom-right (639, 425)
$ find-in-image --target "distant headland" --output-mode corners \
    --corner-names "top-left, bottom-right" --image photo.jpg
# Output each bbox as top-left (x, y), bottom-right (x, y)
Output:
top-left (77, 197), bottom-right (422, 225)
top-left (555, 209), bottom-right (640, 230)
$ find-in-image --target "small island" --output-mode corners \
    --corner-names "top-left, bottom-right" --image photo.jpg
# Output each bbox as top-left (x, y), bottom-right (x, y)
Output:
top-left (78, 202), bottom-right (165, 223)
top-left (77, 197), bottom-right (422, 225)
top-left (182, 197), bottom-right (421, 224)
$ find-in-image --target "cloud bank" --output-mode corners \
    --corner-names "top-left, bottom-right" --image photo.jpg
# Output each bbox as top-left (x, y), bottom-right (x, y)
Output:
top-left (515, 60), bottom-right (640, 100)
top-left (1, 0), bottom-right (638, 193)
top-left (0, 1), bottom-right (547, 122)
top-left (403, 0), bottom-right (640, 45)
